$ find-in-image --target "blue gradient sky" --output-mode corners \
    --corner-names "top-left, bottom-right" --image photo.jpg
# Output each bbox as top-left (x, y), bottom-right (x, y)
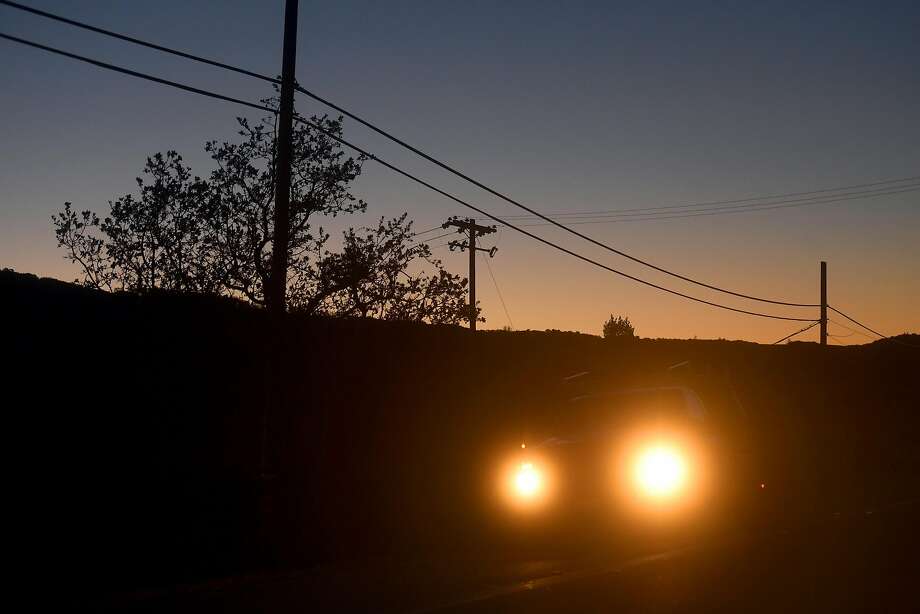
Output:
top-left (2, 1), bottom-right (918, 342)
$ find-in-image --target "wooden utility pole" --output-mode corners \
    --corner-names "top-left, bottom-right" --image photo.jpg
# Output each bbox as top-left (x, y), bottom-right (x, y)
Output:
top-left (820, 261), bottom-right (827, 346)
top-left (469, 221), bottom-right (476, 330)
top-left (258, 1), bottom-right (299, 555)
top-left (268, 0), bottom-right (299, 314)
top-left (443, 217), bottom-right (497, 330)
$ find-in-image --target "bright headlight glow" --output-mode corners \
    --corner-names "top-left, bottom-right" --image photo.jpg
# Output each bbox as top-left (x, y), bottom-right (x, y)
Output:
top-left (514, 462), bottom-right (541, 497)
top-left (634, 445), bottom-right (687, 498)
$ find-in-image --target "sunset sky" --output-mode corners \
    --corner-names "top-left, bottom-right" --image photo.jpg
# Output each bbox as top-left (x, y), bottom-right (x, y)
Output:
top-left (2, 0), bottom-right (918, 343)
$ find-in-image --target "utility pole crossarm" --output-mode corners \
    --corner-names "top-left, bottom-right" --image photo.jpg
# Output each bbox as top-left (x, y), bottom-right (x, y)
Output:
top-left (442, 217), bottom-right (498, 331)
top-left (442, 216), bottom-right (497, 236)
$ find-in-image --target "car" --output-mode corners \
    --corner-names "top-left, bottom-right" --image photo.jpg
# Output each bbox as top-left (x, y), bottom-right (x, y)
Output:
top-left (499, 380), bottom-right (761, 546)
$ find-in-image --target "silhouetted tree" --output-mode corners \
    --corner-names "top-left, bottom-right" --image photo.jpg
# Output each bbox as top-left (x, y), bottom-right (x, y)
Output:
top-left (52, 104), bottom-right (473, 324)
top-left (603, 314), bottom-right (636, 339)
top-left (53, 204), bottom-right (112, 290)
top-left (203, 103), bottom-right (366, 306)
top-left (53, 152), bottom-right (215, 293)
top-left (304, 214), bottom-right (469, 323)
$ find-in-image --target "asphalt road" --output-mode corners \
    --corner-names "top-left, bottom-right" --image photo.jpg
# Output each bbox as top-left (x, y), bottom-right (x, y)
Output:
top-left (440, 502), bottom-right (919, 613)
top-left (104, 500), bottom-right (918, 613)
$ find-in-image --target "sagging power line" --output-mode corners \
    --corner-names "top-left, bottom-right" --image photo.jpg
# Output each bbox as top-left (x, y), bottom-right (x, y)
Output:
top-left (6, 6), bottom-right (911, 343)
top-left (0, 0), bottom-right (280, 84)
top-left (829, 318), bottom-right (872, 339)
top-left (0, 0), bottom-right (823, 309)
top-left (0, 29), bottom-right (820, 323)
top-left (485, 176), bottom-right (920, 220)
top-left (289, 88), bottom-right (825, 307)
top-left (827, 325), bottom-right (858, 339)
top-left (830, 307), bottom-right (920, 348)
top-left (0, 32), bottom-right (273, 114)
top-left (298, 120), bottom-right (819, 322)
top-left (4, 0), bottom-right (913, 223)
top-left (9, 0), bottom-right (913, 233)
top-left (485, 183), bottom-right (920, 226)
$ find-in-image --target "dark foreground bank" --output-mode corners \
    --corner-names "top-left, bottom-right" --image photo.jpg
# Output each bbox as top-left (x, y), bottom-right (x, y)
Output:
top-left (4, 270), bottom-right (919, 608)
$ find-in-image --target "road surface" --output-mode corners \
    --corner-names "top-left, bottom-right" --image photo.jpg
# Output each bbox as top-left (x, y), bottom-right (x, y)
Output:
top-left (102, 500), bottom-right (917, 613)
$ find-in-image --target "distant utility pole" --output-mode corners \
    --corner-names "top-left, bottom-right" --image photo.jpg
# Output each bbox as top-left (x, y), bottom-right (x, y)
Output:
top-left (268, 0), bottom-right (299, 314)
top-left (443, 217), bottom-right (497, 331)
top-left (820, 261), bottom-right (828, 346)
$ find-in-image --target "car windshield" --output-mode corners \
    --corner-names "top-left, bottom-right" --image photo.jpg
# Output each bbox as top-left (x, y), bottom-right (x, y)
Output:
top-left (552, 388), bottom-right (693, 442)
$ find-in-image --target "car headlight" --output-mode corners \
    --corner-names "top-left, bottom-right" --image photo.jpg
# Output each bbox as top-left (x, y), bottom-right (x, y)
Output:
top-left (633, 444), bottom-right (687, 498)
top-left (514, 462), bottom-right (542, 498)
top-left (499, 455), bottom-right (552, 511)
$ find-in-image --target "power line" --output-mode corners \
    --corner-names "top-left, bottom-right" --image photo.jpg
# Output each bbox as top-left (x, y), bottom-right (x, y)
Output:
top-left (487, 175), bottom-right (920, 219)
top-left (292, 84), bottom-right (821, 307)
top-left (480, 251), bottom-right (513, 330)
top-left (0, 31), bottom-right (817, 322)
top-left (0, 4), bottom-right (819, 308)
top-left (828, 306), bottom-right (920, 348)
top-left (827, 306), bottom-right (887, 338)
top-left (9, 2), bottom-right (915, 319)
top-left (772, 320), bottom-right (820, 345)
top-left (828, 318), bottom-right (869, 338)
top-left (827, 328), bottom-right (857, 339)
top-left (17, 0), bottom-right (914, 244)
top-left (411, 225), bottom-right (445, 237)
top-left (487, 184), bottom-right (920, 225)
top-left (295, 121), bottom-right (817, 321)
top-left (0, 32), bottom-right (274, 114)
top-left (6, 9), bottom-right (912, 344)
top-left (0, 0), bottom-right (279, 84)
top-left (412, 231), bottom-right (455, 243)
top-left (5, 1), bottom-right (914, 228)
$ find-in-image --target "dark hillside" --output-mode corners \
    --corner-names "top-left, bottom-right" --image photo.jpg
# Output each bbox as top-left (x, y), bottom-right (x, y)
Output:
top-left (3, 269), bottom-right (919, 598)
